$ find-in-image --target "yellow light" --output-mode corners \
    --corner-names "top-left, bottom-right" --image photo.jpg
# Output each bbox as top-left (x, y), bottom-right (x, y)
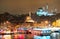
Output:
top-left (26, 16), bottom-right (31, 20)
top-left (25, 16), bottom-right (34, 22)
top-left (45, 21), bottom-right (48, 24)
top-left (56, 19), bottom-right (60, 26)
top-left (52, 19), bottom-right (60, 27)
top-left (52, 22), bottom-right (56, 26)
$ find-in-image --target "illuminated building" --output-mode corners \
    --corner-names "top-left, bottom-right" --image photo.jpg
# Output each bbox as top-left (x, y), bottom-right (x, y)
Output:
top-left (36, 5), bottom-right (55, 16)
top-left (36, 8), bottom-right (55, 16)
top-left (25, 16), bottom-right (34, 23)
top-left (25, 12), bottom-right (35, 23)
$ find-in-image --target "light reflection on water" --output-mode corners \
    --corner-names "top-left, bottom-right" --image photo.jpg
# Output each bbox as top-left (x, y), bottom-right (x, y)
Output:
top-left (0, 33), bottom-right (60, 39)
top-left (34, 35), bottom-right (50, 39)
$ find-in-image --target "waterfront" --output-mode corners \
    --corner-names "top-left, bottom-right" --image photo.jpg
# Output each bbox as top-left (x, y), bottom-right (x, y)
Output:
top-left (0, 27), bottom-right (60, 39)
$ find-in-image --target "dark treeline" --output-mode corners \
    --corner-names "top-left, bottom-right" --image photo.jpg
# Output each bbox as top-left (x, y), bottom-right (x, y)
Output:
top-left (0, 12), bottom-right (28, 23)
top-left (0, 12), bottom-right (60, 24)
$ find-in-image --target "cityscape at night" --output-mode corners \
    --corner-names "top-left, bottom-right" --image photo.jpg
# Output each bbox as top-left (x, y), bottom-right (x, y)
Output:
top-left (0, 0), bottom-right (60, 39)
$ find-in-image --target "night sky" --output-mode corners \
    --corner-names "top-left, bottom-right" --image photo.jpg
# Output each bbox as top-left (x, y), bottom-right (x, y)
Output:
top-left (0, 0), bottom-right (60, 15)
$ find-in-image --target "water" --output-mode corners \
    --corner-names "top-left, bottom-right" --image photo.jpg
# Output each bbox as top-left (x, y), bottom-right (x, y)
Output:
top-left (34, 35), bottom-right (50, 39)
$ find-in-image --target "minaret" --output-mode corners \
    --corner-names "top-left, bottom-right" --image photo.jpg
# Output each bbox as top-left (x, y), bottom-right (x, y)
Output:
top-left (42, 6), bottom-right (45, 11)
top-left (46, 3), bottom-right (48, 10)
top-left (54, 8), bottom-right (57, 13)
top-left (29, 12), bottom-right (31, 17)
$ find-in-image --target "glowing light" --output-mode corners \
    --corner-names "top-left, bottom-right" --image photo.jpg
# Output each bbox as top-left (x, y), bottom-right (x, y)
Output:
top-left (37, 10), bottom-right (48, 16)
top-left (45, 21), bottom-right (48, 24)
top-left (52, 19), bottom-right (60, 27)
top-left (34, 35), bottom-right (50, 39)
top-left (25, 16), bottom-right (34, 22)
top-left (36, 8), bottom-right (54, 16)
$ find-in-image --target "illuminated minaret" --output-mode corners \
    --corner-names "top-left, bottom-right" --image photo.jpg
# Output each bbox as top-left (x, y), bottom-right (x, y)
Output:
top-left (29, 12), bottom-right (31, 17)
top-left (46, 3), bottom-right (48, 11)
top-left (46, 4), bottom-right (48, 10)
top-left (54, 8), bottom-right (57, 13)
top-left (42, 6), bottom-right (45, 11)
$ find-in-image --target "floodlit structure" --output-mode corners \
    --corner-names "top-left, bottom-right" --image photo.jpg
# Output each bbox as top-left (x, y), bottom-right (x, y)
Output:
top-left (25, 16), bottom-right (34, 23)
top-left (36, 8), bottom-right (55, 16)
top-left (25, 12), bottom-right (35, 23)
top-left (36, 4), bottom-right (55, 16)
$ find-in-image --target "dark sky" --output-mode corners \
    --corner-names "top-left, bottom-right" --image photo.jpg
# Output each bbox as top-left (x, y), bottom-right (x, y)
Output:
top-left (0, 0), bottom-right (60, 15)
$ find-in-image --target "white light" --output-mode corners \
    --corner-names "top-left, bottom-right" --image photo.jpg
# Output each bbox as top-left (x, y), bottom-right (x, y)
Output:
top-left (33, 27), bottom-right (60, 31)
top-left (51, 33), bottom-right (56, 37)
